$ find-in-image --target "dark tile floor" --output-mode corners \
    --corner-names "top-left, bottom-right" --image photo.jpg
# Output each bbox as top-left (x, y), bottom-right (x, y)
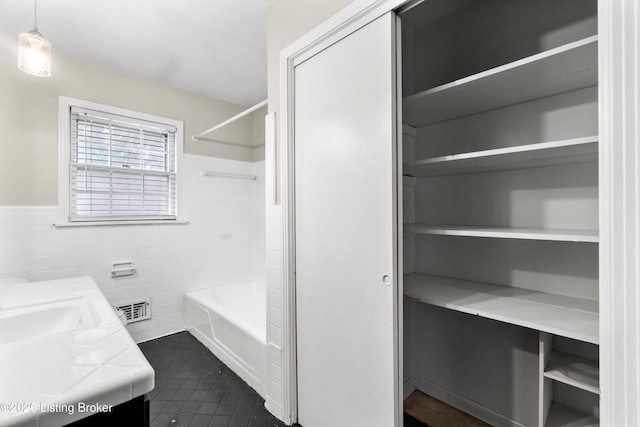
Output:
top-left (140, 331), bottom-right (426, 427)
top-left (139, 332), bottom-right (287, 427)
top-left (403, 414), bottom-right (428, 427)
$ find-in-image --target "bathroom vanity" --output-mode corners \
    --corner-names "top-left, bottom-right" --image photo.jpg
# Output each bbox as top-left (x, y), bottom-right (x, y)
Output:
top-left (0, 276), bottom-right (153, 427)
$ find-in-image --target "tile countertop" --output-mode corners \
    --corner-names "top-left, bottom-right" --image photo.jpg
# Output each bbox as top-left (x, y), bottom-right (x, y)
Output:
top-left (0, 276), bottom-right (154, 427)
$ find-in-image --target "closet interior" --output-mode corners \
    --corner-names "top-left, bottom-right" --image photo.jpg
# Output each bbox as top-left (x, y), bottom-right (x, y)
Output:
top-left (398, 1), bottom-right (599, 426)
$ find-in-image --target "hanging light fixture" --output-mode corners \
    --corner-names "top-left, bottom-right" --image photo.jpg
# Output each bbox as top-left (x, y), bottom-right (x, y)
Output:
top-left (17, 0), bottom-right (51, 77)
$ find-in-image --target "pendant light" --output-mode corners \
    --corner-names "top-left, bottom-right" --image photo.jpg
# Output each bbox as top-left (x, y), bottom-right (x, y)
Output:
top-left (17, 0), bottom-right (51, 77)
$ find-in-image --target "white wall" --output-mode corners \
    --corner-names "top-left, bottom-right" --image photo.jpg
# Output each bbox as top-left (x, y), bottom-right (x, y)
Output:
top-left (0, 156), bottom-right (266, 343)
top-left (0, 49), bottom-right (261, 206)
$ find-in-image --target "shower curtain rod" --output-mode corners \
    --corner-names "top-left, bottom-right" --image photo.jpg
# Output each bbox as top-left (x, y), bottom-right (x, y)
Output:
top-left (192, 99), bottom-right (268, 141)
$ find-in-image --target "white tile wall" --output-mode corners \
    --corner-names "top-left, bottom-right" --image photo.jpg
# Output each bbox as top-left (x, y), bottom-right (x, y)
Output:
top-left (0, 154), bottom-right (266, 344)
top-left (252, 161), bottom-right (267, 282)
top-left (265, 205), bottom-right (285, 420)
top-left (262, 111), bottom-right (286, 421)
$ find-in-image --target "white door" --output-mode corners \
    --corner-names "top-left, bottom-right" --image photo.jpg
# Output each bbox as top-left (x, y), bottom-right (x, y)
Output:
top-left (294, 12), bottom-right (400, 427)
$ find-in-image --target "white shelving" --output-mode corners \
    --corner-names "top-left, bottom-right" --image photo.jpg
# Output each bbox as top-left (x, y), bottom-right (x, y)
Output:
top-left (545, 351), bottom-right (600, 395)
top-left (404, 223), bottom-right (599, 243)
top-left (403, 175), bottom-right (417, 187)
top-left (545, 402), bottom-right (599, 427)
top-left (404, 273), bottom-right (599, 344)
top-left (404, 136), bottom-right (598, 177)
top-left (401, 3), bottom-right (599, 426)
top-left (403, 36), bottom-right (598, 127)
top-left (539, 333), bottom-right (600, 427)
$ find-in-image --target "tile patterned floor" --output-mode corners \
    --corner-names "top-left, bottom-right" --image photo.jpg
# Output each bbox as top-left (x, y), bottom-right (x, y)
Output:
top-left (139, 332), bottom-right (287, 427)
top-left (140, 331), bottom-right (428, 427)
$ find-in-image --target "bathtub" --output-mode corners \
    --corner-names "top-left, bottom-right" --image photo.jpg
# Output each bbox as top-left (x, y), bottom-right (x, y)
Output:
top-left (184, 281), bottom-right (266, 396)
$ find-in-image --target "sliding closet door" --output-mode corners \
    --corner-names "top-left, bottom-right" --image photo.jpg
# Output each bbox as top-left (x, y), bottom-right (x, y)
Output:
top-left (294, 12), bottom-right (399, 427)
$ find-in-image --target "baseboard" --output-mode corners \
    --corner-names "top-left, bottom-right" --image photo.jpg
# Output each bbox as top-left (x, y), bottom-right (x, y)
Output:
top-left (265, 397), bottom-right (285, 423)
top-left (404, 376), bottom-right (417, 400)
top-left (133, 327), bottom-right (186, 344)
top-left (412, 375), bottom-right (528, 427)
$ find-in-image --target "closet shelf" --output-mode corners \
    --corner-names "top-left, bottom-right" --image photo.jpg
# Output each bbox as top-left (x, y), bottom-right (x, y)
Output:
top-left (403, 175), bottom-right (417, 187)
top-left (545, 351), bottom-right (600, 395)
top-left (403, 273), bottom-right (599, 344)
top-left (545, 402), bottom-right (599, 427)
top-left (404, 224), bottom-right (599, 243)
top-left (403, 35), bottom-right (598, 127)
top-left (404, 136), bottom-right (598, 177)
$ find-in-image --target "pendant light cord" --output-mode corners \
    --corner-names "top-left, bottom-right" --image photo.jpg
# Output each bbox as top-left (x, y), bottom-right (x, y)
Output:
top-left (33, 0), bottom-right (38, 30)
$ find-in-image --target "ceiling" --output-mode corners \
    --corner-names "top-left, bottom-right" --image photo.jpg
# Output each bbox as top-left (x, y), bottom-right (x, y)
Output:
top-left (0, 0), bottom-right (272, 107)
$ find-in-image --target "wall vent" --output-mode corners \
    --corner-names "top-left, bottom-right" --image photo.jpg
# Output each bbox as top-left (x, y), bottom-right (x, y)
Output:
top-left (114, 297), bottom-right (151, 323)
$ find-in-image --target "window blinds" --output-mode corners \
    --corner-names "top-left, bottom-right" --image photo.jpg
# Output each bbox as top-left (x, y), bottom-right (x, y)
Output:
top-left (69, 106), bottom-right (177, 222)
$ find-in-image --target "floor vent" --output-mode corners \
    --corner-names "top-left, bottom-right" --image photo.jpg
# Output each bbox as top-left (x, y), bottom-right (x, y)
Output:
top-left (114, 298), bottom-right (151, 323)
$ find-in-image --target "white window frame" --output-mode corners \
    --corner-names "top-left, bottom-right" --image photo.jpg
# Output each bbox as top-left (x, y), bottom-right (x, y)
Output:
top-left (57, 96), bottom-right (186, 226)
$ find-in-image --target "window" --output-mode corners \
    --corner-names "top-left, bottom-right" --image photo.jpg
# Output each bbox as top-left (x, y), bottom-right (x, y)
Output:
top-left (58, 97), bottom-right (184, 225)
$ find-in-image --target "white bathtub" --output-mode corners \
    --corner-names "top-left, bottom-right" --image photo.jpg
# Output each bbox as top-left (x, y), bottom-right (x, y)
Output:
top-left (184, 281), bottom-right (266, 396)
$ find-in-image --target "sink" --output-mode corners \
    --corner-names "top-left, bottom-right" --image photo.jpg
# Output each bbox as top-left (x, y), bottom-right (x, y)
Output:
top-left (0, 297), bottom-right (97, 344)
top-left (0, 276), bottom-right (154, 427)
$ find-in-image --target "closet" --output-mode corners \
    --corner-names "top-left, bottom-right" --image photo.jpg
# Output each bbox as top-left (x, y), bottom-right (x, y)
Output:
top-left (399, 1), bottom-right (599, 426)
top-left (288, 0), bottom-right (606, 425)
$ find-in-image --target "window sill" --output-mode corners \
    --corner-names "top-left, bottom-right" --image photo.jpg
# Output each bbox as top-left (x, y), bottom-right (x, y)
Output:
top-left (53, 219), bottom-right (189, 228)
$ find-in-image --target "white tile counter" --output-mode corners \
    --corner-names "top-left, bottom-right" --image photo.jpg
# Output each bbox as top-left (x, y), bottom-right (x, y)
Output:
top-left (0, 276), bottom-right (154, 427)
